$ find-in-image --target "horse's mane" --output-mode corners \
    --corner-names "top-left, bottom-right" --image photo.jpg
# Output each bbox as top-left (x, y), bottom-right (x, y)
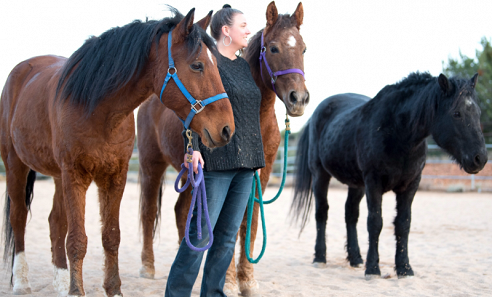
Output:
top-left (56, 7), bottom-right (217, 114)
top-left (243, 14), bottom-right (295, 76)
top-left (370, 72), bottom-right (473, 133)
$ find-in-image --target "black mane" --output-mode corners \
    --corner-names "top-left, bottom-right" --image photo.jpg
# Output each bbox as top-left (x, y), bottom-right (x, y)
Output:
top-left (369, 72), bottom-right (474, 133)
top-left (243, 14), bottom-right (295, 76)
top-left (56, 7), bottom-right (217, 114)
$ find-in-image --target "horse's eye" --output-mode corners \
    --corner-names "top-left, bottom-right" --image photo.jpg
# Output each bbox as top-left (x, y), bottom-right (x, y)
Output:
top-left (190, 62), bottom-right (203, 72)
top-left (454, 111), bottom-right (461, 118)
top-left (270, 46), bottom-right (279, 54)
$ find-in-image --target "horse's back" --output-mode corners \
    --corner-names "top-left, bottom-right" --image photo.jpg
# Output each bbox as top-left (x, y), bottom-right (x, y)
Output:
top-left (311, 93), bottom-right (369, 133)
top-left (1, 55), bottom-right (65, 117)
top-left (0, 55), bottom-right (66, 176)
top-left (309, 93), bottom-right (370, 188)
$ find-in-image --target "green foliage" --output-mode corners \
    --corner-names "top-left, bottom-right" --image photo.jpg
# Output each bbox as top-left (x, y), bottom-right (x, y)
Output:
top-left (443, 37), bottom-right (492, 141)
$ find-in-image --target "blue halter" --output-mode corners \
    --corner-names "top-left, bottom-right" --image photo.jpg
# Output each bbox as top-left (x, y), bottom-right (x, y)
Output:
top-left (159, 29), bottom-right (228, 129)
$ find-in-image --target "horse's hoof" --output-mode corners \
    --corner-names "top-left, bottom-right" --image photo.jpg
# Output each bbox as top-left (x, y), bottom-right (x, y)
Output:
top-left (349, 259), bottom-right (364, 268)
top-left (223, 282), bottom-right (239, 297)
top-left (239, 279), bottom-right (260, 297)
top-left (13, 252), bottom-right (31, 295)
top-left (53, 266), bottom-right (70, 296)
top-left (398, 275), bottom-right (414, 279)
top-left (312, 262), bottom-right (327, 269)
top-left (139, 266), bottom-right (155, 279)
top-left (13, 287), bottom-right (31, 295)
top-left (365, 274), bottom-right (381, 281)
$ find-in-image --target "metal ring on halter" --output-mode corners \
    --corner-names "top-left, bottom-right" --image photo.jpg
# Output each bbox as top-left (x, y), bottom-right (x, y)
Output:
top-left (260, 46), bottom-right (267, 53)
top-left (191, 100), bottom-right (205, 114)
top-left (271, 75), bottom-right (277, 84)
top-left (223, 35), bottom-right (232, 46)
top-left (168, 67), bottom-right (177, 75)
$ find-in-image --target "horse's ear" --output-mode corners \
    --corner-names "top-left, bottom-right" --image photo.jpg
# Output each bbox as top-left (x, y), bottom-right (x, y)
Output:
top-left (174, 8), bottom-right (195, 42)
top-left (471, 73), bottom-right (479, 89)
top-left (438, 73), bottom-right (451, 94)
top-left (196, 10), bottom-right (213, 30)
top-left (291, 2), bottom-right (304, 30)
top-left (266, 1), bottom-right (278, 28)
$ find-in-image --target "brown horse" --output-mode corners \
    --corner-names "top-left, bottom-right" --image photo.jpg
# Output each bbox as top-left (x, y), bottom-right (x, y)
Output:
top-left (137, 2), bottom-right (308, 296)
top-left (0, 8), bottom-right (234, 297)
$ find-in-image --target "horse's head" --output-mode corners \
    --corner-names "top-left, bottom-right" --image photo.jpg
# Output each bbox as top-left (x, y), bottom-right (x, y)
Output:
top-left (153, 8), bottom-right (235, 148)
top-left (260, 1), bottom-right (309, 116)
top-left (432, 73), bottom-right (487, 174)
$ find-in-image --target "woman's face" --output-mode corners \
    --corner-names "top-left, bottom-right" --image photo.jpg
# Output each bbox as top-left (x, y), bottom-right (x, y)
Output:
top-left (225, 13), bottom-right (250, 50)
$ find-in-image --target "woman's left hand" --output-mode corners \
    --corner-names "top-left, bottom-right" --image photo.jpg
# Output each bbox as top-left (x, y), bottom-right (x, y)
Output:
top-left (256, 169), bottom-right (261, 176)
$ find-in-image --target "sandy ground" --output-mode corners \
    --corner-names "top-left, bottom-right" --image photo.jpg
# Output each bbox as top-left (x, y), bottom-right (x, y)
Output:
top-left (0, 178), bottom-right (491, 296)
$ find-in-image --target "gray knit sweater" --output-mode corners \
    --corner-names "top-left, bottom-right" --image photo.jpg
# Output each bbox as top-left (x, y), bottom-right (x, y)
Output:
top-left (184, 54), bottom-right (265, 172)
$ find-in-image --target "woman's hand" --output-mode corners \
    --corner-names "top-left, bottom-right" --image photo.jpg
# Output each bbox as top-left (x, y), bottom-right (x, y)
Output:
top-left (256, 169), bottom-right (261, 177)
top-left (184, 151), bottom-right (205, 174)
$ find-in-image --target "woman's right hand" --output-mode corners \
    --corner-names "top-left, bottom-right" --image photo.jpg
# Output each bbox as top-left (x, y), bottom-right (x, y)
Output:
top-left (184, 151), bottom-right (205, 174)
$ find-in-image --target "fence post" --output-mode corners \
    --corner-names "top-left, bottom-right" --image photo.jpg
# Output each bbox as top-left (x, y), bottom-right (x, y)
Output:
top-left (471, 174), bottom-right (475, 191)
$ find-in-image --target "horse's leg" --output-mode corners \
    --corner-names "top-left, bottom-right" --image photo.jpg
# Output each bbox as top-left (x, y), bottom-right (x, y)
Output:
top-left (312, 171), bottom-right (331, 267)
top-left (345, 187), bottom-right (365, 267)
top-left (4, 154), bottom-right (31, 294)
top-left (49, 177), bottom-right (70, 295)
top-left (235, 166), bottom-right (271, 297)
top-left (223, 234), bottom-right (239, 296)
top-left (394, 176), bottom-right (419, 278)
top-left (139, 161), bottom-right (167, 279)
top-left (174, 182), bottom-right (192, 242)
top-left (95, 171), bottom-right (127, 297)
top-left (364, 176), bottom-right (383, 280)
top-left (61, 170), bottom-right (91, 296)
top-left (235, 203), bottom-right (258, 297)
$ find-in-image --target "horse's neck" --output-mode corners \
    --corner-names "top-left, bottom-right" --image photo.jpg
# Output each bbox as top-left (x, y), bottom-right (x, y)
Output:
top-left (374, 89), bottom-right (434, 147)
top-left (257, 80), bottom-right (278, 126)
top-left (98, 77), bottom-right (153, 131)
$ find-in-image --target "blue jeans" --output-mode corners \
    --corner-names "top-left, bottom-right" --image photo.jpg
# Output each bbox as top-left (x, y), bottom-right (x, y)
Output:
top-left (165, 168), bottom-right (254, 297)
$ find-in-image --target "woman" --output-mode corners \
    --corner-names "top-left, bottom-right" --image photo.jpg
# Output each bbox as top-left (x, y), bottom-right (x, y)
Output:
top-left (165, 4), bottom-right (265, 297)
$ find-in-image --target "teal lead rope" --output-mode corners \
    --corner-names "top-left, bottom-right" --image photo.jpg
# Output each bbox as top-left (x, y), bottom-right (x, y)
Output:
top-left (245, 115), bottom-right (291, 263)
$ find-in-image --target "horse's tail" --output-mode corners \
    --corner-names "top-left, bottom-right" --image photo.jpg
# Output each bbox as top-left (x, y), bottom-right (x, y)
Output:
top-left (290, 121), bottom-right (313, 235)
top-left (3, 169), bottom-right (36, 284)
top-left (138, 168), bottom-right (163, 239)
top-left (154, 178), bottom-right (163, 239)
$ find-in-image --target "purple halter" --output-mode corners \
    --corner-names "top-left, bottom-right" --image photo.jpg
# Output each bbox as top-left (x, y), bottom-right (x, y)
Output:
top-left (259, 31), bottom-right (306, 96)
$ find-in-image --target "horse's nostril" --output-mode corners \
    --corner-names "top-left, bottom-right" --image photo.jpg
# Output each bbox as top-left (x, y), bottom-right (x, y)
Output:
top-left (222, 125), bottom-right (231, 142)
top-left (290, 91), bottom-right (298, 104)
top-left (305, 91), bottom-right (310, 104)
top-left (474, 154), bottom-right (481, 165)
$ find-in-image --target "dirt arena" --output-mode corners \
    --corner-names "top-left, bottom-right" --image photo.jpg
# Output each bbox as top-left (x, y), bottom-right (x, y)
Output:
top-left (0, 178), bottom-right (491, 296)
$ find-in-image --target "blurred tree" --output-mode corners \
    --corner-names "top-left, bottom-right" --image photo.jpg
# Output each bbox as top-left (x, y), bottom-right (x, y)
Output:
top-left (443, 37), bottom-right (492, 142)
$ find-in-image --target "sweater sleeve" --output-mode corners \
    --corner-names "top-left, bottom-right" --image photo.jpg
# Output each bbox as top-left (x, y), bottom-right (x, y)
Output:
top-left (181, 129), bottom-right (201, 154)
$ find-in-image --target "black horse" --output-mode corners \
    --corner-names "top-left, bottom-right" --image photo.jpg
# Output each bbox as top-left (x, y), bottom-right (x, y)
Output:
top-left (291, 72), bottom-right (487, 279)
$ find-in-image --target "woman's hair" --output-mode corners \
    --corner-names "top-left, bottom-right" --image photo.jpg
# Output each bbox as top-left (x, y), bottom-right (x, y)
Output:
top-left (210, 4), bottom-right (243, 40)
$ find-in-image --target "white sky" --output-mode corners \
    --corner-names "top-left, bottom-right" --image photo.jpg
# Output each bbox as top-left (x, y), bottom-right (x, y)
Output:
top-left (1, 0), bottom-right (492, 133)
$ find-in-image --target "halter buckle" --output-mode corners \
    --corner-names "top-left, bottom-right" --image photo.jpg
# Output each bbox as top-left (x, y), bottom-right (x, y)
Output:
top-left (271, 75), bottom-right (277, 84)
top-left (168, 67), bottom-right (177, 75)
top-left (191, 100), bottom-right (205, 114)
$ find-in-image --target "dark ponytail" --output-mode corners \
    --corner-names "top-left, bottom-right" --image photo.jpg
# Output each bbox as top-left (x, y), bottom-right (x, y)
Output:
top-left (210, 4), bottom-right (243, 40)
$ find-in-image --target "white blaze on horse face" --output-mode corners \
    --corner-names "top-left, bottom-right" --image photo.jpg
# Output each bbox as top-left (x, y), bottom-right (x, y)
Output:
top-left (466, 98), bottom-right (473, 106)
top-left (13, 252), bottom-right (31, 294)
top-left (288, 35), bottom-right (296, 47)
top-left (207, 49), bottom-right (214, 65)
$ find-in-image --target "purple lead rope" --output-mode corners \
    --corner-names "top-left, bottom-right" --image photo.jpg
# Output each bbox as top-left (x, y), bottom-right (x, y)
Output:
top-left (174, 147), bottom-right (213, 251)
